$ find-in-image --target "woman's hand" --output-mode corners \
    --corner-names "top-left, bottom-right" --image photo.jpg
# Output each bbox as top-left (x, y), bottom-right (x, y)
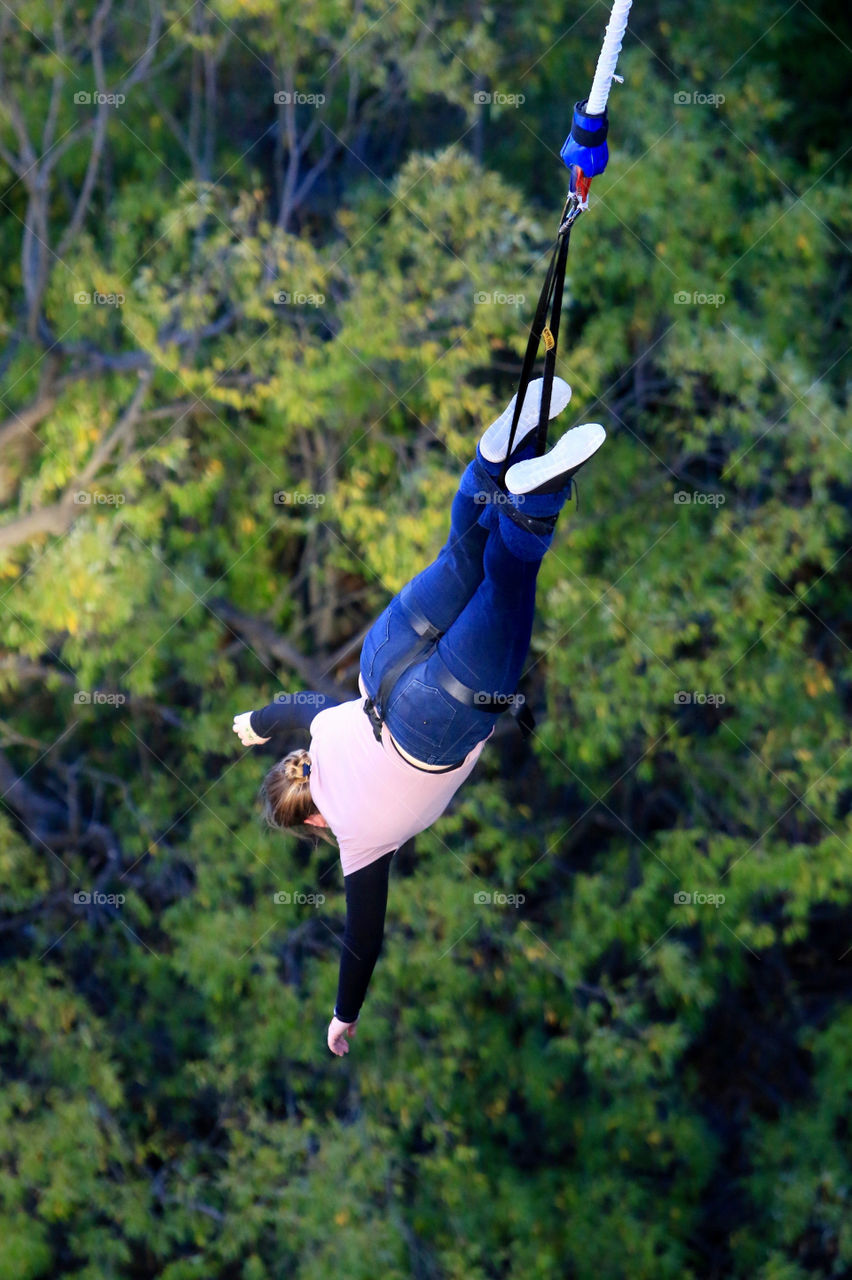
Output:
top-left (328, 1015), bottom-right (359, 1056)
top-left (232, 711), bottom-right (270, 746)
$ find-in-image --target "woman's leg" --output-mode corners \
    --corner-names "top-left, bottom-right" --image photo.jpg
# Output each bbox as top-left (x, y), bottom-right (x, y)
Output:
top-left (401, 425), bottom-right (553, 625)
top-left (381, 509), bottom-right (553, 765)
top-left (433, 524), bottom-right (541, 699)
top-left (401, 473), bottom-right (488, 629)
top-left (382, 422), bottom-right (606, 765)
top-left (431, 424), bottom-right (606, 697)
top-left (362, 376), bottom-right (578, 699)
top-left (361, 450), bottom-right (506, 697)
top-left (363, 374), bottom-right (570, 687)
top-left (383, 468), bottom-right (579, 764)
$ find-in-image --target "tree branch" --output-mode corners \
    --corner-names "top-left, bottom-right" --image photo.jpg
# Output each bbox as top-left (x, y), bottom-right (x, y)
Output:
top-left (0, 358), bottom-right (60, 449)
top-left (208, 598), bottom-right (352, 699)
top-left (0, 745), bottom-right (69, 833)
top-left (0, 370), bottom-right (151, 552)
top-left (55, 0), bottom-right (113, 258)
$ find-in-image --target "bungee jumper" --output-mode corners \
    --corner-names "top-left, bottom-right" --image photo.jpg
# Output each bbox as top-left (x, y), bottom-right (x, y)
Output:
top-left (233, 0), bottom-right (633, 1057)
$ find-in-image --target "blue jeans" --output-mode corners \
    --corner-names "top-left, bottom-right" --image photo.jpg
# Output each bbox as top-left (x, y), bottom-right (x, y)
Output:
top-left (360, 462), bottom-right (545, 766)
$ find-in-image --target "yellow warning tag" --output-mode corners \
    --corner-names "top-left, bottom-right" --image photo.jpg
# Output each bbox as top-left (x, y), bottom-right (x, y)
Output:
top-left (542, 326), bottom-right (555, 351)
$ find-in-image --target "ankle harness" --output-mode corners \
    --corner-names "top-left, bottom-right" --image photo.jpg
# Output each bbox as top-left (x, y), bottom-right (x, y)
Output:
top-left (473, 458), bottom-right (574, 535)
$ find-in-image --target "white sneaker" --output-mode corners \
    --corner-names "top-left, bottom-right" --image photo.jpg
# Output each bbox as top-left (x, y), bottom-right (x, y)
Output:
top-left (479, 376), bottom-right (573, 463)
top-left (505, 422), bottom-right (606, 495)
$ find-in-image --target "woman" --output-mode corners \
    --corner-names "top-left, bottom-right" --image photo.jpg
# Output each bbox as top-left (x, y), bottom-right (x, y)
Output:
top-left (233, 378), bottom-right (606, 1056)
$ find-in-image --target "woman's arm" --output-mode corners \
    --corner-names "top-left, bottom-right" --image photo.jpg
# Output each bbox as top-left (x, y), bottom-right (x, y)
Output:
top-left (332, 849), bottom-right (395, 1025)
top-left (234, 691), bottom-right (342, 743)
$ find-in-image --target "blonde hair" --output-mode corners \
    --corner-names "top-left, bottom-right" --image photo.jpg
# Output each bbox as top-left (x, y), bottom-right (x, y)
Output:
top-left (258, 748), bottom-right (337, 847)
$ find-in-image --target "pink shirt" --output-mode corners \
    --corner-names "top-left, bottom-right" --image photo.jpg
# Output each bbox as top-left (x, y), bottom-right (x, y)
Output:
top-left (309, 674), bottom-right (493, 875)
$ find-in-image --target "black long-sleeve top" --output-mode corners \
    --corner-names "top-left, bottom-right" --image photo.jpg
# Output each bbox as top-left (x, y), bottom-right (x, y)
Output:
top-left (333, 849), bottom-right (394, 1022)
top-left (249, 690), bottom-right (394, 1022)
top-left (249, 691), bottom-right (340, 740)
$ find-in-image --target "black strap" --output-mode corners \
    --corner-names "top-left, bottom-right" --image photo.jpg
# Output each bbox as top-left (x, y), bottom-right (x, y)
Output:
top-left (362, 586), bottom-right (440, 742)
top-left (397, 582), bottom-right (442, 643)
top-left (363, 637), bottom-right (431, 743)
top-left (434, 664), bottom-right (513, 714)
top-left (498, 235), bottom-right (560, 487)
top-left (536, 227), bottom-right (571, 456)
top-left (501, 501), bottom-right (561, 537)
top-left (498, 208), bottom-right (574, 488)
top-left (433, 662), bottom-right (537, 739)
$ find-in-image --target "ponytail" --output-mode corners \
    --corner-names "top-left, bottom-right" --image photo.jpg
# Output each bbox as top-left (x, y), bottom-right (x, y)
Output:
top-left (258, 749), bottom-right (337, 847)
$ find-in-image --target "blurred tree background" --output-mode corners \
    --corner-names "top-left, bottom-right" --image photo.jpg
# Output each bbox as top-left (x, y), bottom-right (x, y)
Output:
top-left (1, 1), bottom-right (850, 1276)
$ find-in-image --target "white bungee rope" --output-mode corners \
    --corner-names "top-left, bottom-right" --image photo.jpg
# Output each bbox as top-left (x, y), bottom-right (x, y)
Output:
top-left (586, 0), bottom-right (633, 117)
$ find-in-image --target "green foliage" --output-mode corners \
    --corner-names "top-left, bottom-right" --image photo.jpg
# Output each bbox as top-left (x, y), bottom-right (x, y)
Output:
top-left (0, 1), bottom-right (850, 1277)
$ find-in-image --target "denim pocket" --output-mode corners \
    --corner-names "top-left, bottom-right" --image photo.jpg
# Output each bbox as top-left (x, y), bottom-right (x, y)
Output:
top-left (386, 675), bottom-right (459, 759)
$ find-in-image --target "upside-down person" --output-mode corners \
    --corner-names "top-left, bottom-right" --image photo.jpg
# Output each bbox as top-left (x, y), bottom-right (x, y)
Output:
top-left (233, 378), bottom-right (606, 1056)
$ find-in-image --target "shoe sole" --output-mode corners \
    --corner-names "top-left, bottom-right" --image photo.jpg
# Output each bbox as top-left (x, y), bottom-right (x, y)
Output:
top-left (505, 423), bottom-right (606, 494)
top-left (479, 376), bottom-right (573, 463)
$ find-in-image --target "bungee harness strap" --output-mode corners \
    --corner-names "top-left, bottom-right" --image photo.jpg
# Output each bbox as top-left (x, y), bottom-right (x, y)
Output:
top-left (362, 583), bottom-right (536, 750)
top-left (497, 211), bottom-right (574, 489)
top-left (473, 460), bottom-right (562, 535)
